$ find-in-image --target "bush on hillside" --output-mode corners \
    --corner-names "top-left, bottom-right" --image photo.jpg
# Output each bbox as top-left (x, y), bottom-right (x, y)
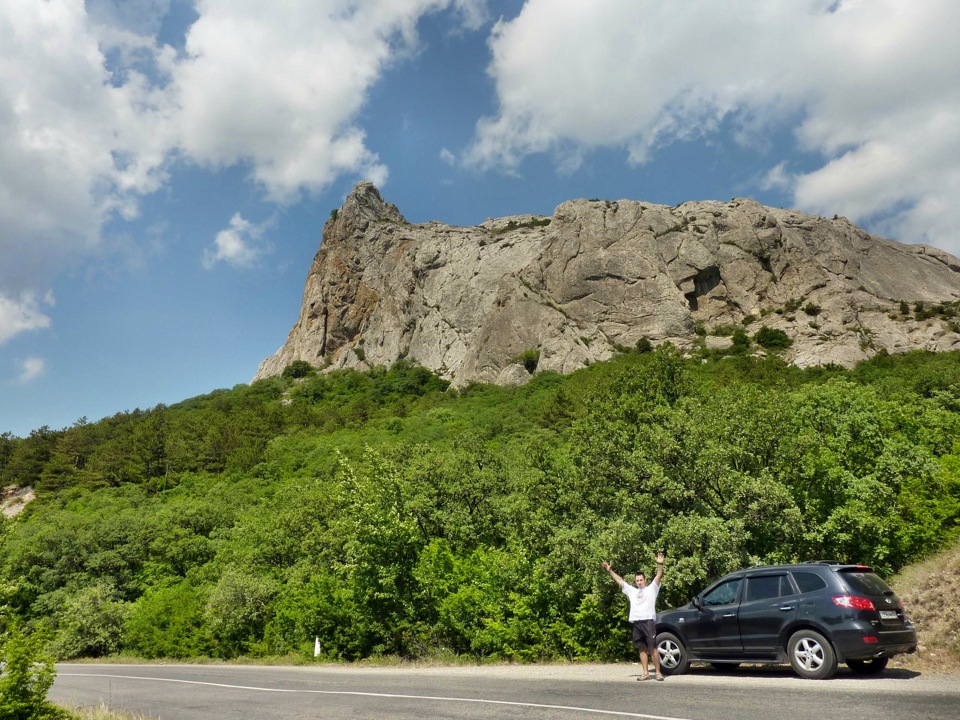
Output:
top-left (753, 326), bottom-right (793, 350)
top-left (0, 622), bottom-right (69, 720)
top-left (1, 352), bottom-right (959, 663)
top-left (281, 360), bottom-right (316, 379)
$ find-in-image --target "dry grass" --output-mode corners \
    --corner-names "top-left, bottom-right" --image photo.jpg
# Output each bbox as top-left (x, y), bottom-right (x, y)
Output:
top-left (63, 703), bottom-right (156, 720)
top-left (888, 538), bottom-right (960, 673)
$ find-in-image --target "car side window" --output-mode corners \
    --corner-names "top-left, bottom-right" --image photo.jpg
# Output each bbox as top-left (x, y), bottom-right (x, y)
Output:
top-left (792, 571), bottom-right (828, 594)
top-left (702, 579), bottom-right (741, 606)
top-left (779, 574), bottom-right (798, 597)
top-left (745, 574), bottom-right (789, 601)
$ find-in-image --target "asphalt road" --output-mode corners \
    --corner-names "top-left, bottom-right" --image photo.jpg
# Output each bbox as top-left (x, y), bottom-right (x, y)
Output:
top-left (51, 662), bottom-right (960, 720)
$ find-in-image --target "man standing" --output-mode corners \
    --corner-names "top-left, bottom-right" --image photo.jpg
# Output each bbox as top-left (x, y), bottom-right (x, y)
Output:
top-left (602, 551), bottom-right (665, 681)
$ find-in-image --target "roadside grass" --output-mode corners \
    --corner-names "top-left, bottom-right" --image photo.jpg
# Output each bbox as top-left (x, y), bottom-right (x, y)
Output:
top-left (889, 536), bottom-right (960, 673)
top-left (62, 703), bottom-right (154, 720)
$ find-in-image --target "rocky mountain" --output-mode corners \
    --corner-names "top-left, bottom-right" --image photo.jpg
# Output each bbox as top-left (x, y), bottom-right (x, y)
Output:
top-left (254, 182), bottom-right (960, 386)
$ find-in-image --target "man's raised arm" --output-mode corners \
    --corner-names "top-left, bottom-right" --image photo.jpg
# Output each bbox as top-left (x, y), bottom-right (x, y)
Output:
top-left (602, 561), bottom-right (626, 588)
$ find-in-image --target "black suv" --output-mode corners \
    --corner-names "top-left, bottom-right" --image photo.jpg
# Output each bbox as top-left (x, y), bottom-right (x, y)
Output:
top-left (655, 562), bottom-right (917, 679)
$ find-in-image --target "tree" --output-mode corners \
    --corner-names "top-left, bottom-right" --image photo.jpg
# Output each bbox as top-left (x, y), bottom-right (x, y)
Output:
top-left (282, 360), bottom-right (316, 379)
top-left (730, 328), bottom-right (751, 354)
top-left (1, 427), bottom-right (59, 488)
top-left (49, 583), bottom-right (129, 659)
top-left (0, 621), bottom-right (69, 720)
top-left (754, 326), bottom-right (793, 350)
top-left (125, 581), bottom-right (210, 659)
top-left (204, 569), bottom-right (277, 656)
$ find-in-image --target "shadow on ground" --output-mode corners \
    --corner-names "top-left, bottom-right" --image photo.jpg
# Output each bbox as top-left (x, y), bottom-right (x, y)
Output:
top-left (678, 663), bottom-right (922, 681)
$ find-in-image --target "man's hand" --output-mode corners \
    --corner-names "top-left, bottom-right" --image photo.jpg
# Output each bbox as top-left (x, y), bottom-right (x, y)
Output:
top-left (603, 561), bottom-right (627, 588)
top-left (656, 551), bottom-right (665, 566)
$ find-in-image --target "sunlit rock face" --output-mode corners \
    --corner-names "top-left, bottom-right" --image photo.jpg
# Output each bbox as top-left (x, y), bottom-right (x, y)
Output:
top-left (254, 182), bottom-right (960, 385)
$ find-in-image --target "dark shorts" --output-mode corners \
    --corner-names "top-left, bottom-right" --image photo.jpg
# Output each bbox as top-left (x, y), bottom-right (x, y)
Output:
top-left (631, 619), bottom-right (657, 650)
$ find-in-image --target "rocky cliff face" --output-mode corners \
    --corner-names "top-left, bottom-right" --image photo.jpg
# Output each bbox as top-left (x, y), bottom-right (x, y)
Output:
top-left (254, 182), bottom-right (960, 385)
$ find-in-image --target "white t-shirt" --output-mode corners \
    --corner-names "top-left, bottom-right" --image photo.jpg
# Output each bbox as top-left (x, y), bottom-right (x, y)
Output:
top-left (622, 578), bottom-right (660, 621)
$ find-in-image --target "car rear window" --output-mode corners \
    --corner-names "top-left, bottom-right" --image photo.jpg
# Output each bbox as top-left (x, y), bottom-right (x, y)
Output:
top-left (792, 571), bottom-right (827, 594)
top-left (838, 569), bottom-right (893, 596)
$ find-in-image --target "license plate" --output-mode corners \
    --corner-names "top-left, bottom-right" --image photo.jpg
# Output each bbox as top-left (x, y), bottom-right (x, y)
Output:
top-left (879, 610), bottom-right (898, 620)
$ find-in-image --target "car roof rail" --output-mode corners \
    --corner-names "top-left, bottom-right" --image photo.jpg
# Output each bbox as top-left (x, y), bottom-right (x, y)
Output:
top-left (806, 560), bottom-right (844, 565)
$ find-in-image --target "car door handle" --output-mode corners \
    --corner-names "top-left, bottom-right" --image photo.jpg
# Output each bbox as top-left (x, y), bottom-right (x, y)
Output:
top-left (779, 606), bottom-right (795, 611)
top-left (722, 613), bottom-right (736, 618)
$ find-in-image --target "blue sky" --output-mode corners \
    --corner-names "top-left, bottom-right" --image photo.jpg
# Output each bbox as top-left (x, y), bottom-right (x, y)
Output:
top-left (2, 0), bottom-right (959, 438)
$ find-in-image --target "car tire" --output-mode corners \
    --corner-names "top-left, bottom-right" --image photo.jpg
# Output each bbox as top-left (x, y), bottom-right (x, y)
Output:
top-left (656, 632), bottom-right (689, 675)
top-left (847, 657), bottom-right (888, 675)
top-left (788, 629), bottom-right (837, 679)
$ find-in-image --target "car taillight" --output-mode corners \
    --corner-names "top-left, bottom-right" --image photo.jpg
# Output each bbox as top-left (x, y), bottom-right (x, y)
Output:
top-left (833, 595), bottom-right (875, 610)
top-left (863, 636), bottom-right (878, 643)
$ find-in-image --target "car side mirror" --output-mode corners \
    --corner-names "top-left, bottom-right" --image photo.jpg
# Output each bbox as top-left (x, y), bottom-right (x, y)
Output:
top-left (692, 596), bottom-right (701, 609)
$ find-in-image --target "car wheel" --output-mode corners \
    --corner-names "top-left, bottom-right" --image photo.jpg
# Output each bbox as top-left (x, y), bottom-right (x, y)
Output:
top-left (847, 657), bottom-right (889, 675)
top-left (788, 629), bottom-right (837, 679)
top-left (656, 632), bottom-right (689, 675)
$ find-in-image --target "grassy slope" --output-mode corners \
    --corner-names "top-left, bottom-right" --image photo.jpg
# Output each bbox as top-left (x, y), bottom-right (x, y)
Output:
top-left (890, 537), bottom-right (960, 672)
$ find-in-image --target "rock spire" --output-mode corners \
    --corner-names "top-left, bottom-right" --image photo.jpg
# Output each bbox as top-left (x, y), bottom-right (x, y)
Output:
top-left (255, 183), bottom-right (960, 384)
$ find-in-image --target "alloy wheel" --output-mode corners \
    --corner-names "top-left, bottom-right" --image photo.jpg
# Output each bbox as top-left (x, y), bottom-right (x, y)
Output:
top-left (792, 636), bottom-right (826, 672)
top-left (658, 639), bottom-right (682, 670)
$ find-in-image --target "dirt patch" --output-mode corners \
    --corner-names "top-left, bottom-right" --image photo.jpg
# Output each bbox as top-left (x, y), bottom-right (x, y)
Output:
top-left (1, 484), bottom-right (35, 518)
top-left (889, 538), bottom-right (960, 673)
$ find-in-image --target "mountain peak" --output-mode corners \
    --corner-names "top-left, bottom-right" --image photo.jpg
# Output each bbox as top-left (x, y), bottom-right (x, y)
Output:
top-left (256, 189), bottom-right (960, 384)
top-left (331, 181), bottom-right (406, 237)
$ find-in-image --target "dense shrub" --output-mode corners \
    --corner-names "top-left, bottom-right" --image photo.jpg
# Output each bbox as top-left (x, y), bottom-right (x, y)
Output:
top-left (731, 328), bottom-right (751, 353)
top-left (513, 348), bottom-right (540, 374)
top-left (0, 622), bottom-right (69, 720)
top-left (281, 360), bottom-right (316, 379)
top-left (753, 326), bottom-right (793, 350)
top-left (1, 352), bottom-right (959, 662)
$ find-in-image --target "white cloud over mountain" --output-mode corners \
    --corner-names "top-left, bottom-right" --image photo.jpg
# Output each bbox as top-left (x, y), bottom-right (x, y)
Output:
top-left (0, 0), bottom-right (485, 344)
top-left (203, 213), bottom-right (271, 269)
top-left (470, 0), bottom-right (960, 250)
top-left (1, 0), bottom-right (958, 351)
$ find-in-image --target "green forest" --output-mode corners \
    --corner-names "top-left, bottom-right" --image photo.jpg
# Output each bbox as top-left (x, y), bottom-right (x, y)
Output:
top-left (1, 347), bottom-right (959, 663)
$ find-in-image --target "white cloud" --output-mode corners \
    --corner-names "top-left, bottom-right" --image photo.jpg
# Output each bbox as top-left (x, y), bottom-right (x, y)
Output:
top-left (0, 2), bottom-right (123, 285)
top-left (169, 0), bottom-right (490, 201)
top-left (0, 0), bottom-right (173, 344)
top-left (0, 0), bottom-right (487, 344)
top-left (85, 0), bottom-right (173, 36)
top-left (203, 214), bottom-right (272, 269)
top-left (18, 357), bottom-right (46, 383)
top-left (451, 0), bottom-right (488, 30)
top-left (0, 293), bottom-right (52, 345)
top-left (468, 0), bottom-right (960, 254)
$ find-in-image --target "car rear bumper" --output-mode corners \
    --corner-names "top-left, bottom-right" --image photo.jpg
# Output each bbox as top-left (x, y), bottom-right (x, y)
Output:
top-left (831, 622), bottom-right (918, 661)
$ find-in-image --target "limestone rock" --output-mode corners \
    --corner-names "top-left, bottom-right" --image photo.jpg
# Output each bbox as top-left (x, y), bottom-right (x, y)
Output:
top-left (254, 183), bottom-right (960, 385)
top-left (1, 485), bottom-right (35, 519)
